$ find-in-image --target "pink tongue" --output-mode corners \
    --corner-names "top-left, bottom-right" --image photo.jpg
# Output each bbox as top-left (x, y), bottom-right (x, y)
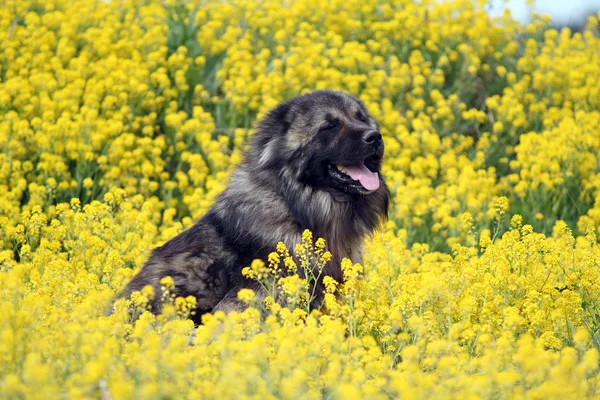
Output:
top-left (344, 163), bottom-right (380, 191)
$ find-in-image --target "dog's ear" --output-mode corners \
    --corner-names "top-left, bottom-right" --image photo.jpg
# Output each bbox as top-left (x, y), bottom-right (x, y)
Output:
top-left (249, 100), bottom-right (297, 169)
top-left (259, 100), bottom-right (296, 135)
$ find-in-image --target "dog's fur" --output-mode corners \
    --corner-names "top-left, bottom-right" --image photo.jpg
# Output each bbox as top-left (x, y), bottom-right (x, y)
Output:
top-left (116, 90), bottom-right (389, 322)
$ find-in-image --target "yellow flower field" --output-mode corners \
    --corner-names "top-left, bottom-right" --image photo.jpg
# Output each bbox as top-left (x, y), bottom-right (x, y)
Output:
top-left (1, 0), bottom-right (600, 398)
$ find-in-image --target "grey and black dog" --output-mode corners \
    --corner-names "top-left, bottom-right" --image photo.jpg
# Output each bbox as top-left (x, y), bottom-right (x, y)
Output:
top-left (115, 90), bottom-right (389, 323)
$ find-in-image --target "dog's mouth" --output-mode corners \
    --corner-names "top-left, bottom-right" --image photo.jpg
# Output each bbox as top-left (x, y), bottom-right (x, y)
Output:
top-left (327, 155), bottom-right (380, 194)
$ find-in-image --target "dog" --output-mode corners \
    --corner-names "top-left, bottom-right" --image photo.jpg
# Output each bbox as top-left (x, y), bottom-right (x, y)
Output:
top-left (115, 90), bottom-right (389, 323)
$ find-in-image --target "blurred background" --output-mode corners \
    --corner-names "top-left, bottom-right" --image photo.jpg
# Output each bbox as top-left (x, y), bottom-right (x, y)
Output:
top-left (488, 0), bottom-right (600, 30)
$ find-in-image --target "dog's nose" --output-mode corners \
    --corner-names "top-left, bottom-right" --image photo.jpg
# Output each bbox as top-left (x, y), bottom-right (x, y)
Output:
top-left (363, 130), bottom-right (382, 145)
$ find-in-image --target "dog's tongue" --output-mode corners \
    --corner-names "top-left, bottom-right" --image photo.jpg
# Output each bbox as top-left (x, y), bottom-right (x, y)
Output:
top-left (344, 163), bottom-right (380, 191)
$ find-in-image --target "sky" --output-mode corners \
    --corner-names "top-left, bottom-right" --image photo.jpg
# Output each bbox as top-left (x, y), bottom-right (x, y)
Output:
top-left (488, 0), bottom-right (600, 24)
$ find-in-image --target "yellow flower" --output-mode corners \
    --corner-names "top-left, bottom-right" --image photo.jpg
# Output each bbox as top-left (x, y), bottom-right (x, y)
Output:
top-left (237, 288), bottom-right (256, 304)
top-left (160, 276), bottom-right (175, 290)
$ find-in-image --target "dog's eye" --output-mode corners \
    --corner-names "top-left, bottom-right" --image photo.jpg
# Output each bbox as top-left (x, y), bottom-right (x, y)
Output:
top-left (356, 112), bottom-right (368, 123)
top-left (319, 119), bottom-right (339, 132)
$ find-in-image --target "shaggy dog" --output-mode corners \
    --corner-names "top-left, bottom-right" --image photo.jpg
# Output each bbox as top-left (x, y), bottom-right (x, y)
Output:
top-left (115, 90), bottom-right (389, 322)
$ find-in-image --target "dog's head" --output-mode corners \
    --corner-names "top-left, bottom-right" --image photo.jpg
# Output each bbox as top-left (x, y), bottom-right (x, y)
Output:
top-left (249, 90), bottom-right (385, 196)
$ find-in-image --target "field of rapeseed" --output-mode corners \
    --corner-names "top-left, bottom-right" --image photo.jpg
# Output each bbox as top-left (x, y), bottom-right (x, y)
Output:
top-left (1, 0), bottom-right (600, 398)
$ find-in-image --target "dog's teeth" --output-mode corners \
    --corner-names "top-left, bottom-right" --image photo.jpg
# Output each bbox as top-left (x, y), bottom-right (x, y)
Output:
top-left (336, 164), bottom-right (346, 172)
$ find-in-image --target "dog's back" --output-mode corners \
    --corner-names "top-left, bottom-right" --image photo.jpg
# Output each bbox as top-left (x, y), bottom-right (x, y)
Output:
top-left (116, 166), bottom-right (301, 321)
